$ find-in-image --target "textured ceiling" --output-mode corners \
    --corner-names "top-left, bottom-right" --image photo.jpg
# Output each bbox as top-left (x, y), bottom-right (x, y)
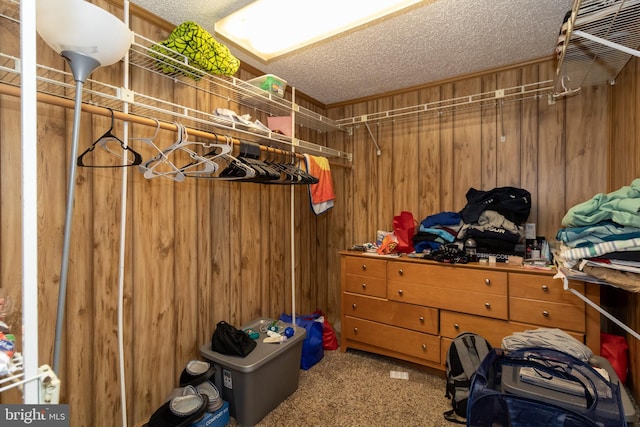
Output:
top-left (131, 0), bottom-right (573, 105)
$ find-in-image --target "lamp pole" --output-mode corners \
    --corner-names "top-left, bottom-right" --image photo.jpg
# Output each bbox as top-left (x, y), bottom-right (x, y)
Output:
top-left (52, 51), bottom-right (100, 375)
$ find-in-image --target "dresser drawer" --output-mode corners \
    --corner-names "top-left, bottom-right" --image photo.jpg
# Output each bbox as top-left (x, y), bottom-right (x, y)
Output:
top-left (344, 316), bottom-right (440, 363)
top-left (509, 297), bottom-right (586, 332)
top-left (344, 274), bottom-right (386, 297)
top-left (388, 281), bottom-right (508, 320)
top-left (344, 256), bottom-right (387, 278)
top-left (388, 262), bottom-right (507, 295)
top-left (440, 310), bottom-right (517, 346)
top-left (509, 273), bottom-right (585, 307)
top-left (343, 292), bottom-right (438, 334)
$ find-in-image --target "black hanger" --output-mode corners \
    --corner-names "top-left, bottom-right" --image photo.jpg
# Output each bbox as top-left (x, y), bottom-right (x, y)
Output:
top-left (237, 141), bottom-right (280, 183)
top-left (77, 108), bottom-right (143, 168)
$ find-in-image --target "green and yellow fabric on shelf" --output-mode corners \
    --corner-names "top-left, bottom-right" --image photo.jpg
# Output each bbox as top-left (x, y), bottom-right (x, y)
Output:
top-left (151, 21), bottom-right (240, 79)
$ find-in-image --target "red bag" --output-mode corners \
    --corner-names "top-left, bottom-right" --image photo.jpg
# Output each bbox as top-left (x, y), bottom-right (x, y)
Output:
top-left (393, 211), bottom-right (416, 253)
top-left (313, 310), bottom-right (339, 350)
top-left (601, 332), bottom-right (629, 384)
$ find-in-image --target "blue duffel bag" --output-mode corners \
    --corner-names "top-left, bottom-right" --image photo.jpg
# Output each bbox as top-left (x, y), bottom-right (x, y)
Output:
top-left (467, 347), bottom-right (625, 427)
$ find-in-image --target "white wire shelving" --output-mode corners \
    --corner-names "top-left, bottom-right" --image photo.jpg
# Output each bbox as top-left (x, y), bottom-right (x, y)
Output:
top-left (554, 0), bottom-right (640, 96)
top-left (0, 5), bottom-right (351, 162)
top-left (336, 81), bottom-right (554, 128)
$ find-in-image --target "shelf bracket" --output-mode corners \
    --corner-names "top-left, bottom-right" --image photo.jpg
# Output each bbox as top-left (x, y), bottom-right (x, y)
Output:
top-left (364, 122), bottom-right (382, 156)
top-left (555, 271), bottom-right (640, 342)
top-left (573, 30), bottom-right (640, 58)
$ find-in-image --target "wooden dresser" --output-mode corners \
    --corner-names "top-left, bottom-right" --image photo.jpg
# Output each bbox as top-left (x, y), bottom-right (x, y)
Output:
top-left (340, 251), bottom-right (601, 371)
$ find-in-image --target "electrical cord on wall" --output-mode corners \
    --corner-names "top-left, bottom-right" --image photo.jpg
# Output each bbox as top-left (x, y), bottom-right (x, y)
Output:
top-left (118, 2), bottom-right (130, 426)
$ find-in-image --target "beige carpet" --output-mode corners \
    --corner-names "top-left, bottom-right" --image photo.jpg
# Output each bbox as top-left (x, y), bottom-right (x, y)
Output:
top-left (228, 348), bottom-right (456, 427)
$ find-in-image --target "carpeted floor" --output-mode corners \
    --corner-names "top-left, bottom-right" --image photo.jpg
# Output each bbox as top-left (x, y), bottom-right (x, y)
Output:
top-left (227, 348), bottom-right (456, 427)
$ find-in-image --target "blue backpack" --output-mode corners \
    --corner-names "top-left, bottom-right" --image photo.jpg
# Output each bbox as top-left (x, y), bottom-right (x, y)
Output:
top-left (467, 347), bottom-right (625, 427)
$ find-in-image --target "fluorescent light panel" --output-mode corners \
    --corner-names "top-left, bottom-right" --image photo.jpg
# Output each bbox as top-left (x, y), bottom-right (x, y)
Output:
top-left (215, 0), bottom-right (421, 61)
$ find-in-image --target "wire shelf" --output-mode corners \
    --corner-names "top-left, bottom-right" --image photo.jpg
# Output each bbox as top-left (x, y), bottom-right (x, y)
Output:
top-left (554, 0), bottom-right (640, 95)
top-left (0, 6), bottom-right (350, 161)
top-left (130, 33), bottom-right (345, 134)
top-left (337, 81), bottom-right (554, 127)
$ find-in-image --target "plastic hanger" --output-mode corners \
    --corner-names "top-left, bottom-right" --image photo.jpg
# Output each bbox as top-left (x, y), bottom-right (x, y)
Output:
top-left (140, 123), bottom-right (220, 180)
top-left (237, 141), bottom-right (281, 183)
top-left (177, 131), bottom-right (233, 178)
top-left (214, 136), bottom-right (257, 181)
top-left (77, 108), bottom-right (143, 168)
top-left (138, 122), bottom-right (189, 182)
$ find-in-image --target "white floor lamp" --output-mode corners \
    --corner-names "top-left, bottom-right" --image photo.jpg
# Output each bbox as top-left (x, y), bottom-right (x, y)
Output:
top-left (35, 0), bottom-right (133, 375)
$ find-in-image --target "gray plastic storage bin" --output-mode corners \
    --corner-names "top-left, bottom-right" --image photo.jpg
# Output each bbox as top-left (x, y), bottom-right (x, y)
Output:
top-left (200, 318), bottom-right (306, 426)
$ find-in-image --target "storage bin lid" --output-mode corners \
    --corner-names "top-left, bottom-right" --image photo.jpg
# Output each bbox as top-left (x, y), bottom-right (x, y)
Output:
top-left (200, 318), bottom-right (306, 373)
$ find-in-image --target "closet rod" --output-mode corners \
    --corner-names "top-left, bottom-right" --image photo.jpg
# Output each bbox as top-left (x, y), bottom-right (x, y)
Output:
top-left (0, 82), bottom-right (306, 160)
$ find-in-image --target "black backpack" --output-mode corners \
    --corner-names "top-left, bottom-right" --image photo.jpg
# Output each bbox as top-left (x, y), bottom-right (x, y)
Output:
top-left (444, 332), bottom-right (492, 423)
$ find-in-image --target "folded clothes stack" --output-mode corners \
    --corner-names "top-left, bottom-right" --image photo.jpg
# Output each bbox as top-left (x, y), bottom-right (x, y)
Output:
top-left (555, 178), bottom-right (640, 292)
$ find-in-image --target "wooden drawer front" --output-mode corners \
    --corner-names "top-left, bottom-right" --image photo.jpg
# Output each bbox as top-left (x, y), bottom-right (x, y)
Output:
top-left (388, 262), bottom-right (507, 295)
top-left (344, 316), bottom-right (440, 363)
top-left (343, 292), bottom-right (438, 334)
top-left (441, 337), bottom-right (452, 368)
top-left (344, 274), bottom-right (386, 297)
top-left (440, 310), bottom-right (515, 346)
top-left (388, 281), bottom-right (508, 320)
top-left (509, 298), bottom-right (586, 332)
top-left (344, 256), bottom-right (386, 278)
top-left (509, 273), bottom-right (585, 307)
top-left (440, 311), bottom-right (586, 349)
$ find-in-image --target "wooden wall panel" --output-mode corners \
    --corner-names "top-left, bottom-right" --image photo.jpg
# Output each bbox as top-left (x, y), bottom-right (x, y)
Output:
top-left (417, 87), bottom-right (442, 215)
top-left (565, 85), bottom-right (609, 206)
top-left (439, 83), bottom-right (455, 211)
top-left (480, 74), bottom-right (498, 189)
top-left (375, 98), bottom-right (393, 230)
top-left (496, 69), bottom-right (522, 188)
top-left (452, 78), bottom-right (482, 211)
top-left (392, 92), bottom-right (420, 214)
top-left (535, 61), bottom-right (567, 242)
top-left (4, 0), bottom-right (640, 423)
top-left (520, 64), bottom-right (540, 225)
top-left (609, 55), bottom-right (640, 404)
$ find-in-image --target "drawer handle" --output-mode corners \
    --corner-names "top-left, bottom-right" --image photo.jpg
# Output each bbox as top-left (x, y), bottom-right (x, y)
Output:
top-left (354, 327), bottom-right (358, 333)
top-left (361, 283), bottom-right (367, 289)
top-left (398, 269), bottom-right (404, 276)
top-left (422, 344), bottom-right (427, 351)
top-left (454, 323), bottom-right (460, 330)
top-left (398, 289), bottom-right (403, 295)
top-left (542, 310), bottom-right (550, 317)
top-left (541, 285), bottom-right (549, 292)
top-left (419, 316), bottom-right (425, 323)
top-left (361, 264), bottom-right (367, 271)
top-left (485, 278), bottom-right (491, 286)
top-left (484, 302), bottom-right (491, 309)
top-left (352, 303), bottom-right (357, 309)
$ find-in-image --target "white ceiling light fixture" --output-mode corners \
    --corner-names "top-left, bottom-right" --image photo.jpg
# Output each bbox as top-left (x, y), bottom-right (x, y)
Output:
top-left (215, 0), bottom-right (422, 61)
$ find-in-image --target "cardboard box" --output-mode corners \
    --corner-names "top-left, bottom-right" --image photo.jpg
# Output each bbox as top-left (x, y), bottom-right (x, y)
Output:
top-left (190, 401), bottom-right (230, 427)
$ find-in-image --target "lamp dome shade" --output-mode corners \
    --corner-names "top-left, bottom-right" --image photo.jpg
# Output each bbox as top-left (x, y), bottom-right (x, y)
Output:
top-left (36, 0), bottom-right (133, 67)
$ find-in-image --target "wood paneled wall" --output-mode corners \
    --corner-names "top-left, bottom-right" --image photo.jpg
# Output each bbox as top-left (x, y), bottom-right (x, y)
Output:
top-left (327, 61), bottom-right (609, 246)
top-left (610, 54), bottom-right (640, 404)
top-left (2, 0), bottom-right (637, 424)
top-left (0, 2), bottom-right (345, 425)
